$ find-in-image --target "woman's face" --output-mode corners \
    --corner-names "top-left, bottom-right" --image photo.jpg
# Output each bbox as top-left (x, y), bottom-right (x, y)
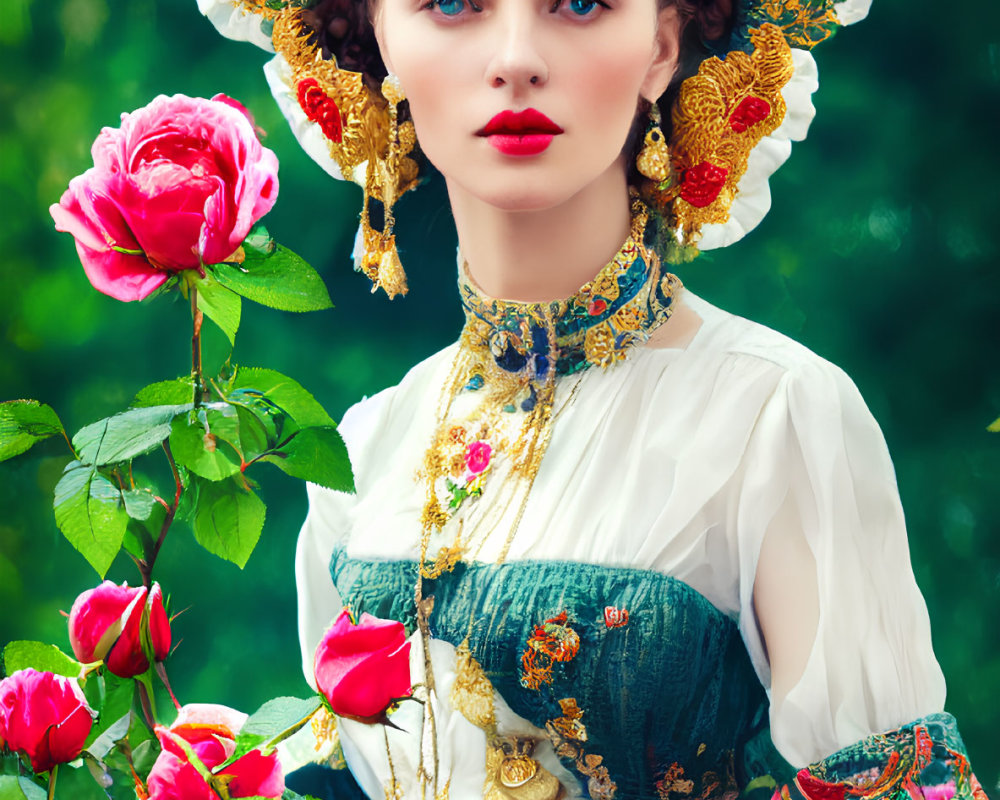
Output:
top-left (375, 0), bottom-right (680, 211)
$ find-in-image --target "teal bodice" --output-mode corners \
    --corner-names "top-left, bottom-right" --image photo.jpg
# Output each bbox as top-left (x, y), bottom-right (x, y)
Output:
top-left (331, 546), bottom-right (789, 798)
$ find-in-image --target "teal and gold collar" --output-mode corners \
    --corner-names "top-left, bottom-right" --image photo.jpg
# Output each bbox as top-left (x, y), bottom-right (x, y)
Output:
top-left (458, 204), bottom-right (682, 386)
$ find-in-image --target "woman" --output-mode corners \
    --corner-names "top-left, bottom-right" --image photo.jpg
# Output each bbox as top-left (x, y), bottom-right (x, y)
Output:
top-left (200, 0), bottom-right (986, 797)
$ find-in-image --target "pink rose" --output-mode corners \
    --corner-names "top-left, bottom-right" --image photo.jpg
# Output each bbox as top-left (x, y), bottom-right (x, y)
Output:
top-left (146, 703), bottom-right (284, 800)
top-left (465, 440), bottom-right (492, 476)
top-left (920, 783), bottom-right (957, 800)
top-left (313, 609), bottom-right (411, 722)
top-left (68, 581), bottom-right (171, 678)
top-left (0, 669), bottom-right (95, 773)
top-left (50, 93), bottom-right (279, 302)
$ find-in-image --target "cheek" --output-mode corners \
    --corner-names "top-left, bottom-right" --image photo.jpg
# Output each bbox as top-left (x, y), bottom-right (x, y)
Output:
top-left (570, 48), bottom-right (653, 152)
top-left (384, 34), bottom-right (469, 161)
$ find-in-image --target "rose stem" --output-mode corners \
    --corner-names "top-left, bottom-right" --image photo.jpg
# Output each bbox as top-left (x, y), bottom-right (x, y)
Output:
top-left (190, 287), bottom-right (205, 408)
top-left (139, 440), bottom-right (182, 588)
top-left (47, 763), bottom-right (58, 800)
top-left (137, 681), bottom-right (156, 731)
top-left (155, 661), bottom-right (181, 711)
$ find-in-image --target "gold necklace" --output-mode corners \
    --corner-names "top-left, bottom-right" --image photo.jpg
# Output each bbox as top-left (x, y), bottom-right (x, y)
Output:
top-left (416, 200), bottom-right (681, 578)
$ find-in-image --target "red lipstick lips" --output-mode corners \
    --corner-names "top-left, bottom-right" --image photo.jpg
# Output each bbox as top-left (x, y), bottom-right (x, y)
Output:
top-left (478, 108), bottom-right (563, 156)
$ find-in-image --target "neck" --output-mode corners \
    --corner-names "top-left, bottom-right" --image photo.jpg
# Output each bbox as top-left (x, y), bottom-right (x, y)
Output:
top-left (446, 161), bottom-right (633, 302)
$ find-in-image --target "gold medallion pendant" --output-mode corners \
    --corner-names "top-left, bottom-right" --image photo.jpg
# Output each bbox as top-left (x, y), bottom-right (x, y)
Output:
top-left (486, 736), bottom-right (566, 800)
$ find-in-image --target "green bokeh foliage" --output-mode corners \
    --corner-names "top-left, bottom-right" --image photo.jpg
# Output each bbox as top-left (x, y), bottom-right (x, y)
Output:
top-left (0, 0), bottom-right (996, 791)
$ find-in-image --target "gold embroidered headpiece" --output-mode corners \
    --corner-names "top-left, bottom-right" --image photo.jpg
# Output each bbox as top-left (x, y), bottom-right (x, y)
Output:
top-left (200, 0), bottom-right (871, 272)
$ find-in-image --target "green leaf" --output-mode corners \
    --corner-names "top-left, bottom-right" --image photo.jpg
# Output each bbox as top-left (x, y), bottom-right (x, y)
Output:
top-left (121, 489), bottom-right (156, 521)
top-left (988, 416), bottom-right (1000, 432)
top-left (131, 378), bottom-right (195, 408)
top-left (195, 275), bottom-right (242, 346)
top-left (169, 409), bottom-right (242, 480)
top-left (224, 696), bottom-right (321, 767)
top-left (124, 502), bottom-right (164, 560)
top-left (229, 368), bottom-right (335, 429)
top-left (243, 696), bottom-right (322, 739)
top-left (232, 405), bottom-right (273, 461)
top-left (268, 427), bottom-right (353, 492)
top-left (211, 244), bottom-right (333, 313)
top-left (281, 790), bottom-right (322, 800)
top-left (85, 712), bottom-right (132, 761)
top-left (0, 776), bottom-right (47, 800)
top-left (84, 674), bottom-right (136, 747)
top-left (54, 461), bottom-right (129, 577)
top-left (189, 475), bottom-right (266, 568)
top-left (73, 405), bottom-right (189, 466)
top-left (0, 400), bottom-right (65, 462)
top-left (3, 641), bottom-right (82, 678)
top-left (244, 222), bottom-right (275, 254)
top-left (131, 738), bottom-right (159, 777)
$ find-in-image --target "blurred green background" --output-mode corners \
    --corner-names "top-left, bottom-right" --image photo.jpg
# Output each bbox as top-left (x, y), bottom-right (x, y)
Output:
top-left (1, 0), bottom-right (997, 792)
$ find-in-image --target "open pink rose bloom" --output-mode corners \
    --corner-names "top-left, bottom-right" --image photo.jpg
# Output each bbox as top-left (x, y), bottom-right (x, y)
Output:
top-left (146, 703), bottom-right (284, 800)
top-left (50, 93), bottom-right (278, 301)
top-left (313, 609), bottom-right (412, 722)
top-left (68, 581), bottom-right (171, 678)
top-left (0, 669), bottom-right (95, 773)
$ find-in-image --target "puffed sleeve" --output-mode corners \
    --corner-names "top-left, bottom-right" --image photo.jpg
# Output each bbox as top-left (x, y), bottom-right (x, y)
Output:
top-left (295, 389), bottom-right (392, 687)
top-left (734, 355), bottom-right (947, 767)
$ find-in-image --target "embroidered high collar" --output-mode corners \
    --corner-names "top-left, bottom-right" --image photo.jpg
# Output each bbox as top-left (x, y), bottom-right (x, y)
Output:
top-left (457, 206), bottom-right (682, 383)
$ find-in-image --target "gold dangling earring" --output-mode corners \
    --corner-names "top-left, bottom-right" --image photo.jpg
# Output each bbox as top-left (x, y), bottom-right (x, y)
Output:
top-left (358, 73), bottom-right (409, 299)
top-left (636, 102), bottom-right (673, 183)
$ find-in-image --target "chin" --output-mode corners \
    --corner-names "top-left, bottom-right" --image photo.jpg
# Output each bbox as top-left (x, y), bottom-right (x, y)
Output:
top-left (447, 170), bottom-right (591, 214)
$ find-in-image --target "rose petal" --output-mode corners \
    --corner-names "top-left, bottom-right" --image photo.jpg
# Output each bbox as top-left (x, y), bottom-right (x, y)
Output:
top-left (148, 583), bottom-right (172, 661)
top-left (313, 611), bottom-right (408, 705)
top-left (223, 749), bottom-right (285, 798)
top-left (52, 92), bottom-right (280, 297)
top-left (68, 581), bottom-right (145, 664)
top-left (146, 746), bottom-right (216, 800)
top-left (106, 587), bottom-right (151, 678)
top-left (326, 641), bottom-right (411, 720)
top-left (0, 670), bottom-right (94, 773)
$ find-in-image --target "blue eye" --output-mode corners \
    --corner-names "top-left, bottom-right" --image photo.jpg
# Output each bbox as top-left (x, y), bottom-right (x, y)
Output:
top-left (429, 0), bottom-right (481, 15)
top-left (567, 0), bottom-right (598, 14)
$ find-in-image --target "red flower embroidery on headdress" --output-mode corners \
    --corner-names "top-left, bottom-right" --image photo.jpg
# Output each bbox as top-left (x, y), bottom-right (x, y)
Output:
top-left (680, 162), bottom-right (729, 208)
top-left (729, 96), bottom-right (772, 133)
top-left (296, 78), bottom-right (343, 143)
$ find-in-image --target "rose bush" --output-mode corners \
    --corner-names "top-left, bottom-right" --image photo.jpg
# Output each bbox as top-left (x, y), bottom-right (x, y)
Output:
top-left (313, 609), bottom-right (411, 722)
top-left (0, 669), bottom-right (95, 773)
top-left (146, 703), bottom-right (284, 800)
top-left (68, 581), bottom-right (171, 678)
top-left (50, 93), bottom-right (279, 301)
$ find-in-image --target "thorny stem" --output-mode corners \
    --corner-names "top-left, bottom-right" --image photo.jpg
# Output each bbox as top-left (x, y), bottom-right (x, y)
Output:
top-left (155, 662), bottom-right (182, 712)
top-left (139, 441), bottom-right (183, 589)
top-left (47, 763), bottom-right (58, 800)
top-left (137, 681), bottom-right (156, 732)
top-left (191, 287), bottom-right (205, 408)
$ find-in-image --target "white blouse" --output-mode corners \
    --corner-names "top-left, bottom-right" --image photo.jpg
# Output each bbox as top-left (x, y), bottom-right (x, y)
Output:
top-left (295, 288), bottom-right (946, 775)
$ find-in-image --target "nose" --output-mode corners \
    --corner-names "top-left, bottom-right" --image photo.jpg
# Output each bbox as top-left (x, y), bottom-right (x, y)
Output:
top-left (484, 4), bottom-right (549, 90)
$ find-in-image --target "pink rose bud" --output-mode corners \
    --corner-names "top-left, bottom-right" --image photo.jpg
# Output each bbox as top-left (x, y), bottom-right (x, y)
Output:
top-left (313, 609), bottom-right (412, 722)
top-left (68, 581), bottom-right (171, 678)
top-left (0, 669), bottom-right (95, 773)
top-left (50, 93), bottom-right (279, 301)
top-left (146, 703), bottom-right (284, 800)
